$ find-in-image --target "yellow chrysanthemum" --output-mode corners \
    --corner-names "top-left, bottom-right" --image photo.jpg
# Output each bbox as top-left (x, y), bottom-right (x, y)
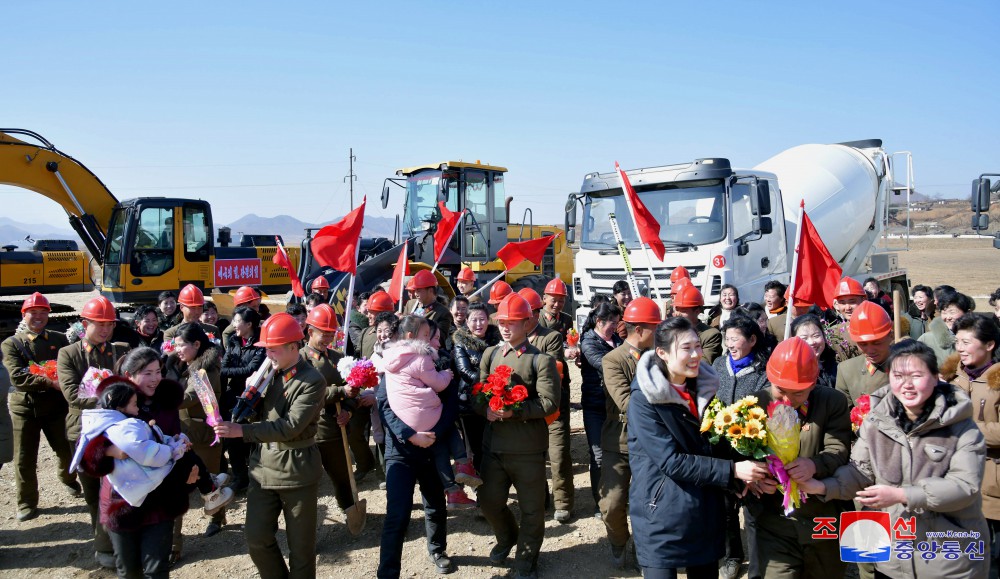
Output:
top-left (744, 419), bottom-right (764, 439)
top-left (715, 409), bottom-right (737, 430)
top-left (742, 395), bottom-right (758, 406)
top-left (748, 407), bottom-right (766, 421)
top-left (700, 417), bottom-right (713, 433)
top-left (727, 423), bottom-right (744, 440)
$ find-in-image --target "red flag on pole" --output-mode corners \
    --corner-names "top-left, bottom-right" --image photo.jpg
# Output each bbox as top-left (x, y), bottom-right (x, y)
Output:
top-left (272, 238), bottom-right (305, 297)
top-left (388, 240), bottom-right (410, 304)
top-left (434, 202), bottom-right (463, 264)
top-left (496, 234), bottom-right (560, 271)
top-left (311, 197), bottom-right (366, 275)
top-left (793, 210), bottom-right (842, 309)
top-left (615, 162), bottom-right (666, 262)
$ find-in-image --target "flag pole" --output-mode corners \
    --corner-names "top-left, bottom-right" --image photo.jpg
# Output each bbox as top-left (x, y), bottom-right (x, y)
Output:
top-left (431, 210), bottom-right (467, 274)
top-left (397, 240), bottom-right (408, 314)
top-left (468, 270), bottom-right (508, 299)
top-left (342, 239), bottom-right (363, 332)
top-left (783, 200), bottom-right (806, 341)
top-left (617, 165), bottom-right (666, 299)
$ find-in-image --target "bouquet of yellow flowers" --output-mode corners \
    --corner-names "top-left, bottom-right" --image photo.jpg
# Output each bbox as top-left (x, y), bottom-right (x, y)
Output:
top-left (701, 396), bottom-right (769, 460)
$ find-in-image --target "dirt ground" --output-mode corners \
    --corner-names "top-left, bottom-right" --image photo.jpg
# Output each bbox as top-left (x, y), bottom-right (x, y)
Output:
top-left (893, 237), bottom-right (1000, 309)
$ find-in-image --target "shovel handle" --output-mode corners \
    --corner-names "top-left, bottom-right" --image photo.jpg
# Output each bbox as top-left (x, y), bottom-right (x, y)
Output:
top-left (337, 402), bottom-right (361, 501)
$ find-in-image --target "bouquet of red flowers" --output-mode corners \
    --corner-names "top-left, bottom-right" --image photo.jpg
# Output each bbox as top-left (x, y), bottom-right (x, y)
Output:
top-left (473, 364), bottom-right (529, 413)
top-left (850, 394), bottom-right (871, 432)
top-left (29, 360), bottom-right (58, 381)
top-left (337, 356), bottom-right (379, 390)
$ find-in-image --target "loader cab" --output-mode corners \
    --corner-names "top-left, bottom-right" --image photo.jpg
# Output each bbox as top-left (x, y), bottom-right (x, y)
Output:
top-left (395, 161), bottom-right (509, 266)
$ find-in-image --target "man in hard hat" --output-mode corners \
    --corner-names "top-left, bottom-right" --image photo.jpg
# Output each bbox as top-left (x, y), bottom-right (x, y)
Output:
top-left (599, 296), bottom-right (661, 570)
top-left (476, 293), bottom-right (560, 579)
top-left (487, 281), bottom-right (513, 321)
top-left (672, 285), bottom-right (723, 364)
top-left (538, 278), bottom-right (572, 337)
top-left (164, 285), bottom-right (219, 341)
top-left (57, 296), bottom-right (130, 569)
top-left (519, 288), bottom-right (573, 523)
top-left (213, 313), bottom-right (326, 579)
top-left (749, 338), bottom-right (851, 579)
top-left (405, 270), bottom-right (454, 341)
top-left (1, 292), bottom-right (78, 522)
top-left (455, 267), bottom-right (480, 304)
top-left (766, 288), bottom-right (813, 343)
top-left (310, 276), bottom-right (331, 302)
top-left (836, 301), bottom-right (893, 407)
top-left (763, 280), bottom-right (788, 319)
top-left (221, 286), bottom-right (266, 344)
top-left (826, 277), bottom-right (867, 362)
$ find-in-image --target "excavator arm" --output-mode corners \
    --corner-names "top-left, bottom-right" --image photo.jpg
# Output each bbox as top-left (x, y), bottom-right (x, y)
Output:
top-left (0, 129), bottom-right (118, 262)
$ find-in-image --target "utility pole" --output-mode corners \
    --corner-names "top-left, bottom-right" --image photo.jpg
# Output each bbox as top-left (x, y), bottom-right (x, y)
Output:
top-left (344, 148), bottom-right (357, 210)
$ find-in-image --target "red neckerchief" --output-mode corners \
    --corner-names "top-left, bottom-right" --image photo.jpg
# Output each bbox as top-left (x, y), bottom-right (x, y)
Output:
top-left (672, 383), bottom-right (699, 417)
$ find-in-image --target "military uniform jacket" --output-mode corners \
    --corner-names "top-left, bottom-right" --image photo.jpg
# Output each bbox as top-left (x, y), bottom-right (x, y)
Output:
top-left (528, 324), bottom-right (568, 391)
top-left (697, 321), bottom-right (723, 364)
top-left (406, 298), bottom-right (455, 340)
top-left (242, 358), bottom-right (325, 489)
top-left (539, 310), bottom-right (573, 340)
top-left (601, 341), bottom-right (641, 454)
top-left (476, 341), bottom-right (559, 454)
top-left (766, 313), bottom-right (787, 343)
top-left (359, 326), bottom-right (379, 359)
top-left (835, 355), bottom-right (888, 408)
top-left (57, 340), bottom-right (129, 441)
top-left (163, 321), bottom-right (219, 342)
top-left (300, 344), bottom-right (353, 442)
top-left (2, 329), bottom-right (69, 416)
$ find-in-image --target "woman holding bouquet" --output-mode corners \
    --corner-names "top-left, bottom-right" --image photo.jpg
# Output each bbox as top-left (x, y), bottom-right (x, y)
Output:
top-left (628, 317), bottom-right (770, 579)
top-left (220, 306), bottom-right (264, 493)
top-left (748, 337), bottom-right (852, 579)
top-left (799, 340), bottom-right (989, 579)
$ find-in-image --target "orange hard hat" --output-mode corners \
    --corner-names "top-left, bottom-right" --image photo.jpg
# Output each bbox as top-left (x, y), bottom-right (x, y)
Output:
top-left (834, 277), bottom-right (865, 300)
top-left (670, 277), bottom-right (693, 297)
top-left (311, 276), bottom-right (330, 291)
top-left (406, 269), bottom-right (438, 291)
top-left (489, 281), bottom-right (513, 305)
top-left (178, 284), bottom-right (205, 307)
top-left (623, 297), bottom-right (662, 325)
top-left (517, 287), bottom-right (543, 311)
top-left (234, 286), bottom-right (260, 306)
top-left (21, 292), bottom-right (51, 313)
top-left (81, 296), bottom-right (117, 323)
top-left (673, 284), bottom-right (705, 309)
top-left (784, 287), bottom-right (812, 308)
top-left (766, 337), bottom-right (819, 391)
top-left (456, 267), bottom-right (476, 282)
top-left (367, 291), bottom-right (395, 313)
top-left (255, 312), bottom-right (305, 347)
top-left (496, 293), bottom-right (532, 321)
top-left (305, 303), bottom-right (339, 332)
top-left (543, 278), bottom-right (567, 297)
top-left (849, 301), bottom-right (892, 342)
top-left (670, 266), bottom-right (690, 283)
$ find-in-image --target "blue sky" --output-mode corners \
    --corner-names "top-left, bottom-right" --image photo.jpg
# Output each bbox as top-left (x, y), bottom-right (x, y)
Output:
top-left (2, 1), bottom-right (997, 235)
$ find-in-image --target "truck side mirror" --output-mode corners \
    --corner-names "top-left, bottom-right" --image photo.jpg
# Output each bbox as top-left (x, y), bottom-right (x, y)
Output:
top-left (758, 217), bottom-right (772, 234)
top-left (973, 214), bottom-right (990, 231)
top-left (381, 184), bottom-right (390, 209)
top-left (567, 228), bottom-right (576, 244)
top-left (973, 178), bottom-right (992, 212)
top-left (737, 240), bottom-right (749, 256)
top-left (440, 179), bottom-right (449, 202)
top-left (565, 195), bottom-right (577, 228)
top-left (754, 181), bottom-right (772, 216)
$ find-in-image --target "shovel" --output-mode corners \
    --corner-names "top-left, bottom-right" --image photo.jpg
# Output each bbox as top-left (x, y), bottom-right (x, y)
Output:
top-left (337, 402), bottom-right (367, 535)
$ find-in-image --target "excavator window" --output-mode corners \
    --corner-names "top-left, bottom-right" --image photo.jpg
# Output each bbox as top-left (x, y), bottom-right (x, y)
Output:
top-left (464, 170), bottom-right (488, 258)
top-left (130, 207), bottom-right (174, 277)
top-left (182, 205), bottom-right (211, 262)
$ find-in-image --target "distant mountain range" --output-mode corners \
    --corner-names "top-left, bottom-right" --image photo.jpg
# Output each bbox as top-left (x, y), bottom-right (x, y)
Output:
top-left (0, 217), bottom-right (81, 249)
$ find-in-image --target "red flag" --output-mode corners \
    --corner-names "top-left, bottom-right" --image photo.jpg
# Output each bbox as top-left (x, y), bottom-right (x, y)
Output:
top-left (434, 202), bottom-right (464, 264)
top-left (387, 240), bottom-right (410, 304)
top-left (615, 161), bottom-right (666, 262)
top-left (312, 198), bottom-right (366, 274)
top-left (272, 238), bottom-right (304, 297)
top-left (793, 210), bottom-right (843, 309)
top-left (496, 234), bottom-right (559, 271)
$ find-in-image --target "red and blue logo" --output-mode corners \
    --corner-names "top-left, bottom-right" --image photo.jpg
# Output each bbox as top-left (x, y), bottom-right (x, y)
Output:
top-left (839, 512), bottom-right (892, 563)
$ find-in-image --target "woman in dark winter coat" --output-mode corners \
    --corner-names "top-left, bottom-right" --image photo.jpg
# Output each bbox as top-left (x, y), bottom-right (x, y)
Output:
top-left (451, 302), bottom-right (501, 472)
top-left (791, 313), bottom-right (838, 389)
top-left (579, 301), bottom-right (623, 510)
top-left (629, 317), bottom-right (769, 579)
top-left (219, 306), bottom-right (263, 493)
top-left (132, 305), bottom-right (165, 352)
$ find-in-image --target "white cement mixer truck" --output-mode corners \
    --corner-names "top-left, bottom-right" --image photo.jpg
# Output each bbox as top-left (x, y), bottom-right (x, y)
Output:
top-left (565, 139), bottom-right (912, 325)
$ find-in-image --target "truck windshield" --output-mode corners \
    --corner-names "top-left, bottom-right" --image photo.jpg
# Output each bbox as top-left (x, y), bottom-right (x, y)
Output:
top-left (402, 170), bottom-right (459, 235)
top-left (581, 179), bottom-right (726, 250)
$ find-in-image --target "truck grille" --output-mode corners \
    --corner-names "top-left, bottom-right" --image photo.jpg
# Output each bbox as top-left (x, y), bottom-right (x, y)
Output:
top-left (585, 266), bottom-right (705, 282)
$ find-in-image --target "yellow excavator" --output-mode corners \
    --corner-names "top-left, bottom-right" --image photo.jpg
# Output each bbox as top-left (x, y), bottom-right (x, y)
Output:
top-left (0, 128), bottom-right (299, 334)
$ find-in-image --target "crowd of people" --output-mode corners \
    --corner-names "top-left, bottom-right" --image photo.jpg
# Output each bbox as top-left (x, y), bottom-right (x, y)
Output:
top-left (2, 270), bottom-right (1000, 579)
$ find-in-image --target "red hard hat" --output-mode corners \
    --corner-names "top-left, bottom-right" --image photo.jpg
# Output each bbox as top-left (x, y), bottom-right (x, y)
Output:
top-left (457, 267), bottom-right (476, 282)
top-left (834, 277), bottom-right (865, 300)
top-left (489, 281), bottom-right (513, 305)
top-left (178, 284), bottom-right (205, 307)
top-left (406, 269), bottom-right (438, 291)
top-left (543, 278), bottom-right (567, 297)
top-left (670, 277), bottom-right (693, 297)
top-left (305, 303), bottom-right (339, 332)
top-left (784, 287), bottom-right (812, 308)
top-left (234, 286), bottom-right (260, 306)
top-left (311, 276), bottom-right (330, 291)
top-left (766, 337), bottom-right (819, 391)
top-left (673, 284), bottom-right (705, 309)
top-left (255, 312), bottom-right (305, 347)
top-left (21, 292), bottom-right (51, 313)
top-left (367, 291), bottom-right (395, 313)
top-left (849, 301), bottom-right (892, 342)
top-left (670, 266), bottom-right (690, 283)
top-left (623, 297), bottom-right (662, 325)
top-left (496, 293), bottom-right (532, 321)
top-left (81, 296), bottom-right (117, 323)
top-left (517, 287), bottom-right (543, 311)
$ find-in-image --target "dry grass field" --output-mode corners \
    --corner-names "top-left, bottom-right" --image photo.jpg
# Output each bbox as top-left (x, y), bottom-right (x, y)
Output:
top-left (892, 236), bottom-right (1000, 310)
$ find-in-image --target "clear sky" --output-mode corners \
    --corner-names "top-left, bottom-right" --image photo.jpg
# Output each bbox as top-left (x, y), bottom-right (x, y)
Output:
top-left (3, 1), bottom-right (997, 234)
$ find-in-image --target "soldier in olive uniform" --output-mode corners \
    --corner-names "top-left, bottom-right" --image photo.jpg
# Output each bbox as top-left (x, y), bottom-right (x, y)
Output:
top-left (404, 270), bottom-right (454, 342)
top-left (1, 293), bottom-right (78, 521)
top-left (836, 301), bottom-right (893, 408)
top-left (456, 267), bottom-right (480, 304)
top-left (672, 284), bottom-right (723, 363)
top-left (477, 294), bottom-right (560, 579)
top-left (215, 313), bottom-right (325, 579)
top-left (163, 284), bottom-right (219, 341)
top-left (57, 296), bottom-right (129, 568)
